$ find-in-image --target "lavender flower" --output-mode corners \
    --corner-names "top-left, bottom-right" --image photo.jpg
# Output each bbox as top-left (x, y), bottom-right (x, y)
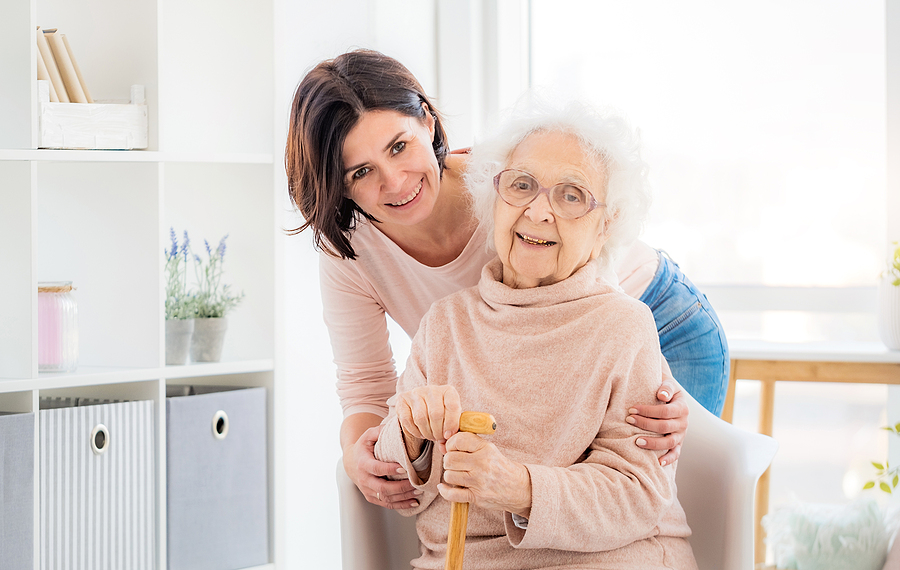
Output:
top-left (217, 234), bottom-right (228, 260)
top-left (191, 234), bottom-right (243, 318)
top-left (165, 230), bottom-right (242, 319)
top-left (164, 228), bottom-right (196, 320)
top-left (181, 230), bottom-right (191, 263)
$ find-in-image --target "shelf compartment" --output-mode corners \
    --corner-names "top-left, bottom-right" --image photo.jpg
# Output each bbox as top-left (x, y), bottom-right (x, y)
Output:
top-left (0, 0), bottom-right (35, 149)
top-left (37, 161), bottom-right (160, 371)
top-left (164, 162), bottom-right (276, 363)
top-left (157, 0), bottom-right (272, 155)
top-left (0, 390), bottom-right (37, 413)
top-left (0, 161), bottom-right (35, 379)
top-left (0, 411), bottom-right (35, 570)
top-left (37, 0), bottom-right (159, 150)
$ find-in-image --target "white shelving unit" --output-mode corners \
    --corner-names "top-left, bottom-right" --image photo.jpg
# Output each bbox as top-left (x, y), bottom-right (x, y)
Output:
top-left (0, 0), bottom-right (282, 568)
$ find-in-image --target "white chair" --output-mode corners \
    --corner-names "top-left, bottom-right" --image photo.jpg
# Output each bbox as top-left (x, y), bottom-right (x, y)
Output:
top-left (337, 462), bottom-right (419, 570)
top-left (676, 391), bottom-right (779, 570)
top-left (337, 393), bottom-right (778, 570)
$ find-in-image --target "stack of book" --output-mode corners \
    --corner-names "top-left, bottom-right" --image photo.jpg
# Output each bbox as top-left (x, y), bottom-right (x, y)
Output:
top-left (36, 27), bottom-right (93, 104)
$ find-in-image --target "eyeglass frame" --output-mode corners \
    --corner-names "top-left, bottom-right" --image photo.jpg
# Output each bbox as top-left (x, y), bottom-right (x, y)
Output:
top-left (492, 169), bottom-right (606, 219)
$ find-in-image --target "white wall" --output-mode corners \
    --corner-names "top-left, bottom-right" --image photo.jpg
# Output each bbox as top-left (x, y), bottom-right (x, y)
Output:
top-left (273, 1), bottom-right (437, 567)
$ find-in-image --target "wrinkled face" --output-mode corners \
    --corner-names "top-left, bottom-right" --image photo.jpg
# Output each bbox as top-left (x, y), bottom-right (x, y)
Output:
top-left (493, 130), bottom-right (610, 289)
top-left (342, 109), bottom-right (440, 228)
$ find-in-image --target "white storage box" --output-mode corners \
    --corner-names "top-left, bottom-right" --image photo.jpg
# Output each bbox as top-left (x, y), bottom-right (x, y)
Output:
top-left (0, 412), bottom-right (34, 570)
top-left (166, 386), bottom-right (269, 570)
top-left (39, 399), bottom-right (155, 570)
top-left (37, 80), bottom-right (148, 150)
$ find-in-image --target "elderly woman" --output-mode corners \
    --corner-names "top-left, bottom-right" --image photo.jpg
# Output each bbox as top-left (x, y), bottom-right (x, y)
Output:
top-left (374, 102), bottom-right (698, 569)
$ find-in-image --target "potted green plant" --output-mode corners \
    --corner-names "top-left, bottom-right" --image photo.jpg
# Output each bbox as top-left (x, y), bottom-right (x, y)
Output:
top-left (879, 241), bottom-right (900, 350)
top-left (164, 228), bottom-right (197, 365)
top-left (189, 234), bottom-right (244, 362)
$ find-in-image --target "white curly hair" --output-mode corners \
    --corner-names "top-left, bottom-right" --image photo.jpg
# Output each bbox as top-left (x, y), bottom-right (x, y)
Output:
top-left (464, 99), bottom-right (652, 272)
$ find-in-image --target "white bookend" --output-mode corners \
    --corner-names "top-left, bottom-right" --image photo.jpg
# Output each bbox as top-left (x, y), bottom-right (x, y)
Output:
top-left (38, 81), bottom-right (148, 149)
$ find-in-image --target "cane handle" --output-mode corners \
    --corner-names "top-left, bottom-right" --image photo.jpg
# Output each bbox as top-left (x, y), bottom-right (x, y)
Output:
top-left (458, 411), bottom-right (496, 435)
top-left (445, 411), bottom-right (496, 570)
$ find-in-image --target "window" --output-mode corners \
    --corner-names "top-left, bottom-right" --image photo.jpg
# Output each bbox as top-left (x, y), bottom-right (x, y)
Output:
top-left (529, 0), bottom-right (887, 288)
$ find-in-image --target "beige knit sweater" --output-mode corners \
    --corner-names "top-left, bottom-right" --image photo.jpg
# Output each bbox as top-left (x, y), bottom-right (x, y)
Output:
top-left (375, 258), bottom-right (697, 570)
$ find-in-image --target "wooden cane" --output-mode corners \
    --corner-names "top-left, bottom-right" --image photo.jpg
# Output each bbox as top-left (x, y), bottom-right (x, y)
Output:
top-left (445, 411), bottom-right (497, 570)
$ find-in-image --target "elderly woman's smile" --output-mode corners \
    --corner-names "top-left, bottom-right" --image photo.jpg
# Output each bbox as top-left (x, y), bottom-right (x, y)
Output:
top-left (517, 232), bottom-right (556, 246)
top-left (494, 130), bottom-right (610, 289)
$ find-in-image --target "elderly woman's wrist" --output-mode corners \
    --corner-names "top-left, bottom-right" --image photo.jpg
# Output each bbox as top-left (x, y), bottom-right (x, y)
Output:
top-left (508, 463), bottom-right (533, 518)
top-left (401, 428), bottom-right (425, 460)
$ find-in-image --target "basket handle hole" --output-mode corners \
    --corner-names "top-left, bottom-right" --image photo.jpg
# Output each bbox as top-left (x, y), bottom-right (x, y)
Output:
top-left (91, 424), bottom-right (109, 455)
top-left (212, 410), bottom-right (229, 439)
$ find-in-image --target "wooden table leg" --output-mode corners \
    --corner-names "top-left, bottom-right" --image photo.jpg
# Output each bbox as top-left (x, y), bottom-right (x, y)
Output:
top-left (721, 360), bottom-right (738, 423)
top-left (755, 378), bottom-right (776, 566)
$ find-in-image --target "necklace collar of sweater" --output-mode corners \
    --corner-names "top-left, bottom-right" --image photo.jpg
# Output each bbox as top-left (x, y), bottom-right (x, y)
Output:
top-left (479, 257), bottom-right (608, 309)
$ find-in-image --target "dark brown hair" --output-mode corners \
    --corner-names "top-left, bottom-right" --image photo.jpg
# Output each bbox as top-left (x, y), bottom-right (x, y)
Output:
top-left (285, 49), bottom-right (449, 259)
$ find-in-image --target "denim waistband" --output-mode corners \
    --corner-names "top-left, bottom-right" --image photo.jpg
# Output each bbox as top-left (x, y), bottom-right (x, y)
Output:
top-left (638, 250), bottom-right (682, 309)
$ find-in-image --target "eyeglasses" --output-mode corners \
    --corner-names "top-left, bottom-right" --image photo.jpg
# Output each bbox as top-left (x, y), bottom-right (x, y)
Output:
top-left (493, 169), bottom-right (605, 219)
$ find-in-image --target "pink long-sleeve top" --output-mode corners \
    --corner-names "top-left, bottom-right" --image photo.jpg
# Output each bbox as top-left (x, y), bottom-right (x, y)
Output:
top-left (374, 258), bottom-right (697, 570)
top-left (320, 220), bottom-right (659, 417)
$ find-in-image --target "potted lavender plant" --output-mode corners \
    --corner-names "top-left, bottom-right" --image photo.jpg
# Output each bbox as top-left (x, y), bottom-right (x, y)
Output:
top-left (164, 228), bottom-right (196, 365)
top-left (189, 235), bottom-right (244, 362)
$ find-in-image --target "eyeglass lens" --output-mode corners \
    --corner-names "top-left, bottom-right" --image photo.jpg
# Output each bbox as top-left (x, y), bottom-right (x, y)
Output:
top-left (496, 170), bottom-right (593, 219)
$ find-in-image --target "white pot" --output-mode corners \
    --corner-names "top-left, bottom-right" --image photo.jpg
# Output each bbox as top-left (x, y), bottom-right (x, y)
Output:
top-left (878, 276), bottom-right (900, 350)
top-left (165, 319), bottom-right (194, 365)
top-left (190, 317), bottom-right (228, 362)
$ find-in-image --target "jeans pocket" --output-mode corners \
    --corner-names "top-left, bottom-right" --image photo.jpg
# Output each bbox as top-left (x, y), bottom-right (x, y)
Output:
top-left (658, 301), bottom-right (702, 336)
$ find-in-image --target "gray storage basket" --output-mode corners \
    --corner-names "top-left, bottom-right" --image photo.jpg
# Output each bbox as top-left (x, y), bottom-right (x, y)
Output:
top-left (39, 400), bottom-right (155, 570)
top-left (0, 412), bottom-right (35, 570)
top-left (166, 386), bottom-right (268, 570)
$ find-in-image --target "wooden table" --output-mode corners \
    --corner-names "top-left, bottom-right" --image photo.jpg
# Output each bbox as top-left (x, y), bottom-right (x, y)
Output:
top-left (723, 340), bottom-right (900, 566)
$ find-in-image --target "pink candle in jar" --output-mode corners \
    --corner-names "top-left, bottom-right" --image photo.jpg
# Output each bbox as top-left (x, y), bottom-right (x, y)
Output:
top-left (38, 282), bottom-right (78, 372)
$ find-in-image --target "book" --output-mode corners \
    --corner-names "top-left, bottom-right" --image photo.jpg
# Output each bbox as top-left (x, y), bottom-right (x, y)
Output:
top-left (36, 47), bottom-right (59, 102)
top-left (36, 27), bottom-right (69, 103)
top-left (61, 34), bottom-right (93, 103)
top-left (44, 30), bottom-right (87, 103)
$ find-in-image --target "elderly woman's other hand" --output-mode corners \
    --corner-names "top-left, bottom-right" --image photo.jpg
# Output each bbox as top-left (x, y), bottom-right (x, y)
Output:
top-left (396, 385), bottom-right (463, 455)
top-left (627, 380), bottom-right (688, 466)
top-left (439, 432), bottom-right (532, 518)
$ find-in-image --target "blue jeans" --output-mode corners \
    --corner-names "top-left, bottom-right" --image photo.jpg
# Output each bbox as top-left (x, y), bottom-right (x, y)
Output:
top-left (638, 251), bottom-right (730, 416)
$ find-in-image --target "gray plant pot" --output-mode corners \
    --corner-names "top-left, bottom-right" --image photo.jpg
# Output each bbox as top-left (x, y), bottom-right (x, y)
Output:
top-left (166, 319), bottom-right (194, 365)
top-left (190, 317), bottom-right (228, 362)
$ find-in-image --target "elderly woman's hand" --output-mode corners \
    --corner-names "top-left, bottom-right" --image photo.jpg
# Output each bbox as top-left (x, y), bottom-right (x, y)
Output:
top-left (438, 432), bottom-right (532, 518)
top-left (396, 385), bottom-right (463, 453)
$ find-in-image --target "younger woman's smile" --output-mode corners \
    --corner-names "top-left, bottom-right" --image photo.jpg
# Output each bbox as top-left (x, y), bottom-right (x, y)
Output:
top-left (389, 179), bottom-right (423, 207)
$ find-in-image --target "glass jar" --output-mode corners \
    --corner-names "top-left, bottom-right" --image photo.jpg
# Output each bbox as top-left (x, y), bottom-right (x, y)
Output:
top-left (38, 281), bottom-right (78, 372)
